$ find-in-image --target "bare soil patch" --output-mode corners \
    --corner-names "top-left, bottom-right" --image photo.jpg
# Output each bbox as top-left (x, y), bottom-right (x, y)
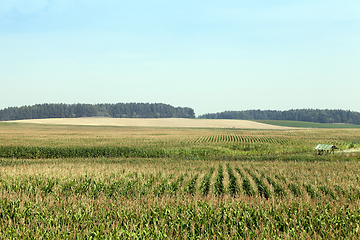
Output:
top-left (6, 118), bottom-right (297, 130)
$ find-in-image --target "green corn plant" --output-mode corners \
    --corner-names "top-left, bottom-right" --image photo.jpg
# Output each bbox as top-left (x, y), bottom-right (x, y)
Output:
top-left (288, 183), bottom-right (302, 197)
top-left (245, 168), bottom-right (271, 199)
top-left (121, 178), bottom-right (139, 198)
top-left (153, 178), bottom-right (168, 197)
top-left (106, 181), bottom-right (123, 198)
top-left (214, 165), bottom-right (224, 196)
top-left (275, 174), bottom-right (287, 184)
top-left (41, 178), bottom-right (57, 195)
top-left (318, 185), bottom-right (335, 200)
top-left (168, 174), bottom-right (185, 196)
top-left (200, 166), bottom-right (215, 196)
top-left (349, 187), bottom-right (360, 200)
top-left (334, 185), bottom-right (347, 197)
top-left (304, 183), bottom-right (317, 199)
top-left (266, 176), bottom-right (286, 198)
top-left (226, 164), bottom-right (239, 197)
top-left (185, 174), bottom-right (199, 196)
top-left (235, 167), bottom-right (255, 197)
top-left (89, 179), bottom-right (106, 198)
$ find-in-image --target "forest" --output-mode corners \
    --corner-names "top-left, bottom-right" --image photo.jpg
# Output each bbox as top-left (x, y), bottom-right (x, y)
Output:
top-left (2, 103), bottom-right (360, 125)
top-left (199, 109), bottom-right (360, 125)
top-left (0, 103), bottom-right (195, 121)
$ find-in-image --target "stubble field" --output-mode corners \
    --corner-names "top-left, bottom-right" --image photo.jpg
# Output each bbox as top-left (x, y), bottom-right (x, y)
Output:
top-left (7, 117), bottom-right (296, 129)
top-left (1, 121), bottom-right (360, 239)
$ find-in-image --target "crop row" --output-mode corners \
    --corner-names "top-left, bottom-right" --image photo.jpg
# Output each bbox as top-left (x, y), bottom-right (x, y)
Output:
top-left (0, 146), bottom-right (223, 159)
top-left (1, 166), bottom-right (359, 201)
top-left (195, 135), bottom-right (287, 144)
top-left (1, 196), bottom-right (359, 239)
top-left (1, 161), bottom-right (360, 239)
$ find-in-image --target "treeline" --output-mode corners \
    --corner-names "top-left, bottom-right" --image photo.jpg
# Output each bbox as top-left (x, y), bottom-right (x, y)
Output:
top-left (199, 109), bottom-right (360, 125)
top-left (0, 103), bottom-right (195, 121)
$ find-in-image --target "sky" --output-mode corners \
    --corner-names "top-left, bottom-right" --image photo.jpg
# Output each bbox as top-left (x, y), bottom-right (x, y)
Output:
top-left (1, 0), bottom-right (359, 116)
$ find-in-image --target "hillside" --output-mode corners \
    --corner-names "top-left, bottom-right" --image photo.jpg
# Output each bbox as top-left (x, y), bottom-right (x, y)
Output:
top-left (199, 109), bottom-right (360, 125)
top-left (5, 118), bottom-right (296, 129)
top-left (0, 103), bottom-right (195, 121)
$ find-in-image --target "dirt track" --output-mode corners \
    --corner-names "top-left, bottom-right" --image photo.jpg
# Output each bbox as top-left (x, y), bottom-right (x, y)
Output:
top-left (6, 118), bottom-right (298, 130)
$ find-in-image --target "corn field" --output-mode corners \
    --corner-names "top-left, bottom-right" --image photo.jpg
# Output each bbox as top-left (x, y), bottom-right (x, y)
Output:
top-left (1, 124), bottom-right (360, 238)
top-left (195, 134), bottom-right (287, 144)
top-left (1, 157), bottom-right (360, 239)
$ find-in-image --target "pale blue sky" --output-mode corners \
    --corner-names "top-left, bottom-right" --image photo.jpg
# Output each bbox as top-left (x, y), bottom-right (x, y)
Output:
top-left (1, 0), bottom-right (359, 115)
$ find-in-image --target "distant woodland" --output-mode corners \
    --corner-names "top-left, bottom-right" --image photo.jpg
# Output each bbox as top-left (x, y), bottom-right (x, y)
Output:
top-left (199, 109), bottom-right (360, 125)
top-left (2, 103), bottom-right (360, 125)
top-left (0, 103), bottom-right (195, 121)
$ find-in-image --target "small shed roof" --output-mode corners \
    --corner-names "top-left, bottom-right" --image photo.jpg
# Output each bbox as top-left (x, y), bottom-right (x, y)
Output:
top-left (314, 144), bottom-right (336, 150)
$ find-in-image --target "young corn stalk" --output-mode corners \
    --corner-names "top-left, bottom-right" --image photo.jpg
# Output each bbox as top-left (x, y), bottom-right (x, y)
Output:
top-left (235, 166), bottom-right (255, 197)
top-left (200, 166), bottom-right (215, 196)
top-left (226, 164), bottom-right (239, 197)
top-left (214, 164), bottom-right (224, 196)
top-left (245, 168), bottom-right (271, 199)
top-left (185, 174), bottom-right (199, 196)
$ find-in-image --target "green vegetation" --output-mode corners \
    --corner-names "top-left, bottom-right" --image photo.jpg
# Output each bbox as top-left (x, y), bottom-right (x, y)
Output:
top-left (226, 164), bottom-right (239, 196)
top-left (245, 168), bottom-right (271, 199)
top-left (1, 123), bottom-right (360, 159)
top-left (3, 103), bottom-right (360, 126)
top-left (235, 167), bottom-right (255, 197)
top-left (1, 123), bottom-right (360, 238)
top-left (1, 158), bottom-right (360, 238)
top-left (0, 102), bottom-right (195, 121)
top-left (200, 166), bottom-right (215, 196)
top-left (266, 176), bottom-right (286, 197)
top-left (213, 164), bottom-right (224, 196)
top-left (199, 109), bottom-right (360, 125)
top-left (0, 145), bottom-right (219, 159)
top-left (256, 120), bottom-right (360, 128)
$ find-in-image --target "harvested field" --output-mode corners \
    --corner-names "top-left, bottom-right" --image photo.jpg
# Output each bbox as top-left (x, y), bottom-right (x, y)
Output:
top-left (6, 117), bottom-right (297, 129)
